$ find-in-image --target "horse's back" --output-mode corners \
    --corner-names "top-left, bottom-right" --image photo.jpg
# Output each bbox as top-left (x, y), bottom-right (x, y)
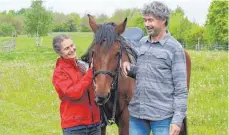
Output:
top-left (184, 50), bottom-right (191, 90)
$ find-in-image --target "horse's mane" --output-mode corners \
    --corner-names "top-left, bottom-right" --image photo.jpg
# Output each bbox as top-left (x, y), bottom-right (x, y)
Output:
top-left (81, 22), bottom-right (128, 62)
top-left (94, 22), bottom-right (118, 50)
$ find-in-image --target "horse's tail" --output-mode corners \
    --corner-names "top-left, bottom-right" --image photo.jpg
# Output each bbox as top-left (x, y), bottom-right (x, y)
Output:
top-left (179, 117), bottom-right (188, 135)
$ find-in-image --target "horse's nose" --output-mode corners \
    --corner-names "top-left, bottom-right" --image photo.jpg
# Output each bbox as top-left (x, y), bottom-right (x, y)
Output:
top-left (95, 92), bottom-right (110, 106)
top-left (95, 96), bottom-right (106, 106)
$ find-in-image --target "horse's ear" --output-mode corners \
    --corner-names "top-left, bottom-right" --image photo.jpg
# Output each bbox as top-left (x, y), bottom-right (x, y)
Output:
top-left (115, 18), bottom-right (127, 34)
top-left (88, 14), bottom-right (98, 33)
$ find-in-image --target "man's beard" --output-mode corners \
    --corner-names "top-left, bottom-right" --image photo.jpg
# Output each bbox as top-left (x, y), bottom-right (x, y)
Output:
top-left (146, 27), bottom-right (160, 37)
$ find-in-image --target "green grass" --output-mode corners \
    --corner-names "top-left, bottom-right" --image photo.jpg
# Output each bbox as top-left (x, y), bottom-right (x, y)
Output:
top-left (0, 33), bottom-right (227, 135)
top-left (187, 51), bottom-right (228, 135)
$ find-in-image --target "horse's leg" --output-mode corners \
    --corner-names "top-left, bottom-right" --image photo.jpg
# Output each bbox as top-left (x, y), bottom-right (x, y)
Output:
top-left (101, 126), bottom-right (106, 135)
top-left (117, 106), bottom-right (129, 135)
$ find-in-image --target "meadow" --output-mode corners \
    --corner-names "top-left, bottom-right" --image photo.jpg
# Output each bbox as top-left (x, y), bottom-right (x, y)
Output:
top-left (0, 32), bottom-right (227, 135)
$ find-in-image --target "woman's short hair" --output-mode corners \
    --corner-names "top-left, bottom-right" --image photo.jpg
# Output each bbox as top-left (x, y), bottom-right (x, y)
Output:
top-left (52, 34), bottom-right (71, 53)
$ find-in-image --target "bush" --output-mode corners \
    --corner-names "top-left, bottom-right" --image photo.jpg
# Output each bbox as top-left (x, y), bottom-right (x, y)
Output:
top-left (0, 23), bottom-right (15, 36)
top-left (80, 26), bottom-right (90, 32)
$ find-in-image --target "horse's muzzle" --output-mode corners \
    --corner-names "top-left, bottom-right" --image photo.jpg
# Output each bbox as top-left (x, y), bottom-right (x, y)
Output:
top-left (95, 93), bottom-right (111, 106)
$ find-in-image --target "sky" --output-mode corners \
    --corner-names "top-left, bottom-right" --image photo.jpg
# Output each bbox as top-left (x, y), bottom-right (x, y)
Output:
top-left (0, 0), bottom-right (212, 25)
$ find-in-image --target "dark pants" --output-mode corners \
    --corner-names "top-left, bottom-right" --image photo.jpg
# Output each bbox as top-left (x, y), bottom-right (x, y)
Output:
top-left (63, 124), bottom-right (101, 135)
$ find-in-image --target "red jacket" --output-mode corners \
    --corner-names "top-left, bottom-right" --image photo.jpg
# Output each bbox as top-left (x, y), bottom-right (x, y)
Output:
top-left (52, 57), bottom-right (100, 129)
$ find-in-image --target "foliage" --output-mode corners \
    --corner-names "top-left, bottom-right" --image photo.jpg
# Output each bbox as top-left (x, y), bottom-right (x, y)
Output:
top-left (52, 23), bottom-right (70, 32)
top-left (0, 14), bottom-right (24, 35)
top-left (0, 23), bottom-right (15, 37)
top-left (205, 0), bottom-right (228, 49)
top-left (96, 14), bottom-right (109, 24)
top-left (0, 1), bottom-right (228, 50)
top-left (24, 0), bottom-right (53, 37)
top-left (80, 14), bottom-right (91, 32)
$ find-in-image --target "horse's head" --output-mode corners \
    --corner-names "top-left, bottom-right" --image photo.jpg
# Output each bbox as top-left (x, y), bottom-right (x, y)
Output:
top-left (88, 14), bottom-right (127, 105)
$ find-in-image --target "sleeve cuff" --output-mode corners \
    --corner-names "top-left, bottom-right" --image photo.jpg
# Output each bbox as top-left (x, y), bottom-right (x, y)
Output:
top-left (171, 112), bottom-right (186, 127)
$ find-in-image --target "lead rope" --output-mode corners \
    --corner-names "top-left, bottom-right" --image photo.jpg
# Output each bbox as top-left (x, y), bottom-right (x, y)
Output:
top-left (108, 42), bottom-right (122, 125)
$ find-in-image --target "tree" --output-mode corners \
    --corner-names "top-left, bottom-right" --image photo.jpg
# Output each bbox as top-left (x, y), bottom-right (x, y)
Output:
top-left (205, 0), bottom-right (228, 49)
top-left (0, 10), bottom-right (7, 15)
top-left (125, 8), bottom-right (142, 27)
top-left (96, 14), bottom-right (109, 24)
top-left (0, 23), bottom-right (15, 37)
top-left (109, 9), bottom-right (127, 24)
top-left (8, 10), bottom-right (16, 16)
top-left (52, 12), bottom-right (69, 24)
top-left (168, 6), bottom-right (205, 49)
top-left (52, 12), bottom-right (81, 32)
top-left (11, 16), bottom-right (25, 35)
top-left (185, 23), bottom-right (205, 49)
top-left (24, 0), bottom-right (53, 46)
top-left (16, 8), bottom-right (27, 15)
top-left (53, 23), bottom-right (70, 32)
top-left (128, 12), bottom-right (146, 34)
top-left (0, 14), bottom-right (24, 35)
top-left (80, 14), bottom-right (91, 32)
top-left (67, 13), bottom-right (81, 32)
top-left (169, 7), bottom-right (189, 44)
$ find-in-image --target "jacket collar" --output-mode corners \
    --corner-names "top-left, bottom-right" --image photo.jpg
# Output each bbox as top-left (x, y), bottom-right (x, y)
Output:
top-left (56, 57), bottom-right (78, 69)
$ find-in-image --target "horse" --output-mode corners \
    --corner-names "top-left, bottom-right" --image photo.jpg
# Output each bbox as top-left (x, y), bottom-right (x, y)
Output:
top-left (82, 14), bottom-right (191, 135)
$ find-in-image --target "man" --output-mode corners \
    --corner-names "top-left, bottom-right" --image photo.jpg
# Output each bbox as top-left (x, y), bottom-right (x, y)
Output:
top-left (122, 1), bottom-right (188, 135)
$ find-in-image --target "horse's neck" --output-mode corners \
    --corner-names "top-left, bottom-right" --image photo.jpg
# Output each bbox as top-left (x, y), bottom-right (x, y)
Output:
top-left (118, 49), bottom-right (135, 95)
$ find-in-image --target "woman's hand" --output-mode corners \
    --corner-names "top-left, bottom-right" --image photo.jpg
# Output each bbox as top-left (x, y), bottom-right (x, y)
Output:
top-left (77, 60), bottom-right (89, 75)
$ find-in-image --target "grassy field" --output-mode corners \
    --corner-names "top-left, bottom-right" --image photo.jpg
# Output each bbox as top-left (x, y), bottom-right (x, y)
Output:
top-left (0, 32), bottom-right (228, 135)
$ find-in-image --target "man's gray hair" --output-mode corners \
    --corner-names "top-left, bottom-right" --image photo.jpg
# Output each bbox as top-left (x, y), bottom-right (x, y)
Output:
top-left (52, 34), bottom-right (71, 53)
top-left (142, 1), bottom-right (170, 26)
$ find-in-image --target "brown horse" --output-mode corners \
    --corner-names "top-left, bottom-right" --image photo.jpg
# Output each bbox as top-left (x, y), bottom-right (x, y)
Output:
top-left (84, 14), bottom-right (191, 135)
top-left (85, 14), bottom-right (134, 135)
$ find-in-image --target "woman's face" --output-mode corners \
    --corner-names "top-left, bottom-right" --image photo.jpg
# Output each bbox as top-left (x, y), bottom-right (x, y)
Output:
top-left (59, 38), bottom-right (76, 59)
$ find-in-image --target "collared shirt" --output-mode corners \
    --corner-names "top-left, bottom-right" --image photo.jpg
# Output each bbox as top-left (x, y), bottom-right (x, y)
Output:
top-left (128, 32), bottom-right (188, 126)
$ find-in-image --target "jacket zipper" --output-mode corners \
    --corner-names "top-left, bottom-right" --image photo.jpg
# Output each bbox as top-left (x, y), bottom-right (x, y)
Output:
top-left (87, 90), bottom-right (94, 123)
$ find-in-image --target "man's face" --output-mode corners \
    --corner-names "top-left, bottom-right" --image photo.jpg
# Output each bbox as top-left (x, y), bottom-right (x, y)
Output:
top-left (59, 38), bottom-right (76, 59)
top-left (143, 15), bottom-right (166, 37)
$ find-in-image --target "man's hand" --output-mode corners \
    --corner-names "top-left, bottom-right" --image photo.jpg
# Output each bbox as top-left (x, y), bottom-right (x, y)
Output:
top-left (170, 124), bottom-right (181, 135)
top-left (121, 61), bottom-right (131, 77)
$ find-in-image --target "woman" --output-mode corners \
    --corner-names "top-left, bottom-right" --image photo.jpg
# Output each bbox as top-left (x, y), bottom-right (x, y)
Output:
top-left (52, 34), bottom-right (101, 135)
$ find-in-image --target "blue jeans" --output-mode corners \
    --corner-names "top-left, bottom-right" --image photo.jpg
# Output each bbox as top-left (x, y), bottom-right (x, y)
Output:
top-left (129, 115), bottom-right (172, 135)
top-left (63, 123), bottom-right (101, 135)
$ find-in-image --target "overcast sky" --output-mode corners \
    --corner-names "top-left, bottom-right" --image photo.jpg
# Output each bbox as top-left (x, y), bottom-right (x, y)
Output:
top-left (0, 0), bottom-right (212, 25)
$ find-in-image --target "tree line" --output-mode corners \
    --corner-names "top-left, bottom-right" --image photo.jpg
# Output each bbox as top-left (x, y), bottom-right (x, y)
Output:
top-left (0, 0), bottom-right (228, 50)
